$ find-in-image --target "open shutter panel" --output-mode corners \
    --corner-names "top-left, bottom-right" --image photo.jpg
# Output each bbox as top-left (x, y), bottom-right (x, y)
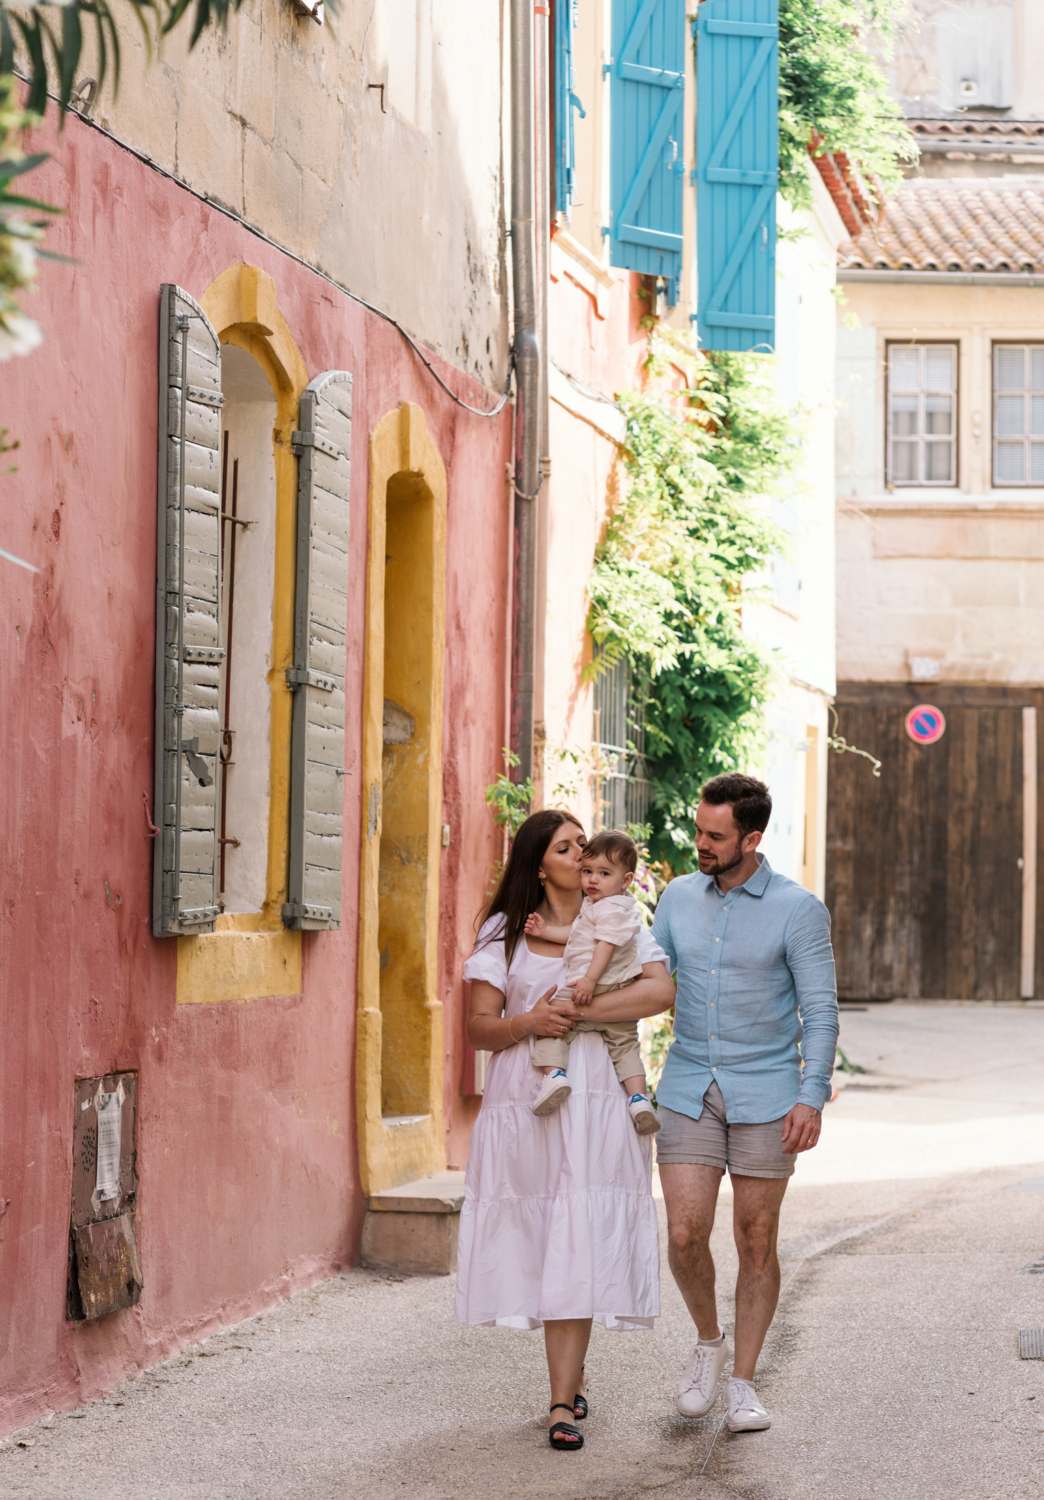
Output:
top-left (554, 0), bottom-right (585, 218)
top-left (153, 285), bottom-right (224, 937)
top-left (609, 0), bottom-right (685, 302)
top-left (696, 0), bottom-right (778, 352)
top-left (283, 372), bottom-right (352, 931)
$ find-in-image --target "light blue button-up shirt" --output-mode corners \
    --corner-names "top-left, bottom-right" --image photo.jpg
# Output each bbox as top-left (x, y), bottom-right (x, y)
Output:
top-left (651, 855), bottom-right (838, 1124)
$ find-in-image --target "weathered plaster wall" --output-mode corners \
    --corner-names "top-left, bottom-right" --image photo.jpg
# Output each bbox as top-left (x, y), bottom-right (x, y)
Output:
top-left (744, 172), bottom-right (844, 894)
top-left (0, 111), bottom-right (509, 1434)
top-left (835, 279), bottom-right (1044, 684)
top-left (80, 0), bottom-right (509, 391)
top-left (539, 257), bottom-right (645, 824)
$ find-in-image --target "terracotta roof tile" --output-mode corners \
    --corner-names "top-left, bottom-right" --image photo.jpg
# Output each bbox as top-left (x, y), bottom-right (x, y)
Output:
top-left (838, 178), bottom-right (1044, 273)
top-left (908, 118), bottom-right (1044, 141)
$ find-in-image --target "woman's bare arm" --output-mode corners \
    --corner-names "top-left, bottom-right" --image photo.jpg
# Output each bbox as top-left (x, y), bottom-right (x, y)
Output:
top-left (466, 981), bottom-right (577, 1053)
top-left (559, 961), bottom-right (675, 1024)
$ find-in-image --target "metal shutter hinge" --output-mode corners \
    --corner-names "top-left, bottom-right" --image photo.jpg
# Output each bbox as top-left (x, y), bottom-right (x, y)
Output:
top-left (282, 901), bottom-right (339, 930)
top-left (178, 905), bottom-right (220, 926)
top-left (183, 646), bottom-right (226, 664)
top-left (187, 386), bottom-right (226, 409)
top-left (291, 430), bottom-right (345, 461)
top-left (286, 667), bottom-right (337, 693)
top-left (181, 737), bottom-right (213, 787)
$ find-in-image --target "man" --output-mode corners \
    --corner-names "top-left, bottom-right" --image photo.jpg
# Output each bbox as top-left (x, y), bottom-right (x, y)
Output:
top-left (651, 773), bottom-right (838, 1433)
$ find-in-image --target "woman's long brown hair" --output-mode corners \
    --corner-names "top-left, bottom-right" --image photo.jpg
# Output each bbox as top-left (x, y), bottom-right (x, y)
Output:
top-left (479, 809), bottom-right (585, 967)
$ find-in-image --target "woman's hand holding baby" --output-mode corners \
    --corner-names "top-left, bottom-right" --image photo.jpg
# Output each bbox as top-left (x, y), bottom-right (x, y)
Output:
top-left (527, 988), bottom-right (578, 1038)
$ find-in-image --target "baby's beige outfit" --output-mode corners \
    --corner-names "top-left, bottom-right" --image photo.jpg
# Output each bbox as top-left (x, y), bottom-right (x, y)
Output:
top-left (531, 893), bottom-right (645, 1082)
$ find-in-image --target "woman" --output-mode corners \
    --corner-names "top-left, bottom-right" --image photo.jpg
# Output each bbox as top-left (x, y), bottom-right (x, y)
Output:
top-left (455, 810), bottom-right (676, 1450)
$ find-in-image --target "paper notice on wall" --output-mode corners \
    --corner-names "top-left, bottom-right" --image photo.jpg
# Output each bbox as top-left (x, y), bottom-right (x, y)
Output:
top-left (95, 1089), bottom-right (122, 1202)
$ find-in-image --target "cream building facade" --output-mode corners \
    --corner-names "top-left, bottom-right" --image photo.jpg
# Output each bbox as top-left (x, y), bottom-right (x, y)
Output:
top-left (540, 9), bottom-right (849, 900)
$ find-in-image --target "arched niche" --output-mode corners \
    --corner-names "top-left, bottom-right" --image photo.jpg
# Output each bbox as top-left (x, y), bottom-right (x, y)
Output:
top-left (357, 402), bottom-right (448, 1194)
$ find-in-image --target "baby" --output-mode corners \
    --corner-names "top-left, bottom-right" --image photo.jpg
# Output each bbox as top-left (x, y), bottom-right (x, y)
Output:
top-left (524, 830), bottom-right (660, 1135)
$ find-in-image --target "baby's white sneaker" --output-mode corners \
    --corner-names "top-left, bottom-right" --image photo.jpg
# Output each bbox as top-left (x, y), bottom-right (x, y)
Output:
top-left (532, 1070), bottom-right (571, 1116)
top-left (628, 1093), bottom-right (661, 1134)
top-left (676, 1330), bottom-right (729, 1417)
top-left (726, 1377), bottom-right (771, 1431)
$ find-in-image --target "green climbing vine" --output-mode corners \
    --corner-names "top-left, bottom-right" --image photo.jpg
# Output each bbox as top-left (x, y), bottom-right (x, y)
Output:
top-left (777, 0), bottom-right (915, 209)
top-left (588, 331), bottom-right (804, 871)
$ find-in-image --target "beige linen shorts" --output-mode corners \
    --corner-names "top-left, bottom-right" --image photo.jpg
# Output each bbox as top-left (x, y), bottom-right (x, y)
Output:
top-left (656, 1080), bottom-right (795, 1179)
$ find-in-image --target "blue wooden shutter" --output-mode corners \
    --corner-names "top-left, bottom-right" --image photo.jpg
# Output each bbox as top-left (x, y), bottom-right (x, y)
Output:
top-left (554, 1), bottom-right (585, 217)
top-left (609, 0), bottom-right (685, 301)
top-left (695, 0), bottom-right (779, 352)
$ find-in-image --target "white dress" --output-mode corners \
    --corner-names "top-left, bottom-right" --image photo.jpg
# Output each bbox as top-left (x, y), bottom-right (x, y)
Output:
top-left (454, 916), bottom-right (665, 1331)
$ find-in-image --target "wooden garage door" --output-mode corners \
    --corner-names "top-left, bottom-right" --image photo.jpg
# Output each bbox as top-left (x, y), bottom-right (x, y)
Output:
top-left (826, 684), bottom-right (1043, 1001)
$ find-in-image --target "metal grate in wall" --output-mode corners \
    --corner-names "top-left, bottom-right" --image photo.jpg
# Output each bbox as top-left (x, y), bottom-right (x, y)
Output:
top-left (592, 650), bottom-right (653, 831)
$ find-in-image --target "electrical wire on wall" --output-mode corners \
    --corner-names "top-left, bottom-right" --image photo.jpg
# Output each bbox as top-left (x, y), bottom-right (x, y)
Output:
top-left (32, 79), bottom-right (514, 422)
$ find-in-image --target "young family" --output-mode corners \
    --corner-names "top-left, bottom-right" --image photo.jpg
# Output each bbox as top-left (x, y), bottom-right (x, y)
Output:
top-left (455, 773), bottom-right (839, 1451)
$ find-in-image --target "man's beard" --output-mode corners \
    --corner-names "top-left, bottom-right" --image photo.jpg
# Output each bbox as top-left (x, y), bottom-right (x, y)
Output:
top-left (698, 845), bottom-right (745, 877)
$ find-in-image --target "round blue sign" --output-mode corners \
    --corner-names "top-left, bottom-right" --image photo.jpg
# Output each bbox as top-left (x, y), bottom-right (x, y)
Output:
top-left (905, 704), bottom-right (946, 745)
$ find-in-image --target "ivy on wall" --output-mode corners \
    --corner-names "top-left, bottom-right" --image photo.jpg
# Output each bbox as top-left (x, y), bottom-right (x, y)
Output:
top-left (588, 332), bottom-right (804, 870)
top-left (778, 0), bottom-right (915, 209)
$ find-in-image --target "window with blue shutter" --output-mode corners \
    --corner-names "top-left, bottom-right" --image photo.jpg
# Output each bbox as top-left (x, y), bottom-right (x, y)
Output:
top-left (608, 0), bottom-right (686, 303)
top-left (695, 0), bottom-right (778, 352)
top-left (554, 0), bottom-right (585, 218)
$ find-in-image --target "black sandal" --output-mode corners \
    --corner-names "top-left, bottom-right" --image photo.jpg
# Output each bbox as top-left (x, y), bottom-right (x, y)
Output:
top-left (573, 1365), bottom-right (588, 1420)
top-left (549, 1403), bottom-right (584, 1450)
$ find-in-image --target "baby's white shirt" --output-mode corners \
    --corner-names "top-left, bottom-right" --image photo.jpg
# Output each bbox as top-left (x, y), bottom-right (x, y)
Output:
top-left (563, 893), bottom-right (644, 989)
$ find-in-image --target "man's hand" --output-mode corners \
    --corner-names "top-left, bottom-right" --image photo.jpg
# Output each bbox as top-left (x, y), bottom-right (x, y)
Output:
top-left (524, 911), bottom-right (547, 937)
top-left (781, 1103), bottom-right (822, 1155)
top-left (571, 974), bottom-right (595, 1006)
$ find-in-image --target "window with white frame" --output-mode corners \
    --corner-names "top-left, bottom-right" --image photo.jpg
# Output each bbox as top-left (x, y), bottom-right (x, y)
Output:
top-left (887, 343), bottom-right (957, 487)
top-left (993, 344), bottom-right (1044, 486)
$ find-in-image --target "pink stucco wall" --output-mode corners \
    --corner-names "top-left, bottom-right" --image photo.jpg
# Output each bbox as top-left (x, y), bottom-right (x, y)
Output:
top-left (0, 111), bottom-right (510, 1434)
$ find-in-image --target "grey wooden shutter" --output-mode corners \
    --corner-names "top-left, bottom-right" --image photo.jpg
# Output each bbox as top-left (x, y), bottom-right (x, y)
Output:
top-left (152, 285), bottom-right (224, 937)
top-left (283, 371), bottom-right (352, 931)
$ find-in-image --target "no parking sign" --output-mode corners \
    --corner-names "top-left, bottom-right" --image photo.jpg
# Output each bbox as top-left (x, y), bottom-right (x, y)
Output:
top-left (905, 704), bottom-right (946, 745)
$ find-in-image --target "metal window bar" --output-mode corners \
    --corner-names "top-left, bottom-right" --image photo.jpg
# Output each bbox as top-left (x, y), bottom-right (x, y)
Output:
top-left (592, 651), bottom-right (653, 831)
top-left (994, 344), bottom-right (1044, 486)
top-left (887, 343), bottom-right (957, 487)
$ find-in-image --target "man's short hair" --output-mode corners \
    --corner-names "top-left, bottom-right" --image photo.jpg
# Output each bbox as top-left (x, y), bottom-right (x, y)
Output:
top-left (699, 774), bottom-right (771, 839)
top-left (583, 829), bottom-right (639, 874)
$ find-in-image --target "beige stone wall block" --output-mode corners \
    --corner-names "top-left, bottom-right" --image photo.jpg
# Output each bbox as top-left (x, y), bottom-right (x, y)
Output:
top-left (227, 11), bottom-right (278, 141)
top-left (170, 24), bottom-right (228, 113)
top-left (89, 38), bottom-right (179, 173)
top-left (871, 514), bottom-right (1044, 562)
top-left (244, 134), bottom-right (302, 250)
top-left (298, 167), bottom-right (333, 263)
top-left (273, 44), bottom-right (345, 188)
top-left (175, 80), bottom-right (244, 213)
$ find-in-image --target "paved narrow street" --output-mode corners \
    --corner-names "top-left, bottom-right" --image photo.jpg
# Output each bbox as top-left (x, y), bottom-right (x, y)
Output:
top-left (3, 1004), bottom-right (1042, 1500)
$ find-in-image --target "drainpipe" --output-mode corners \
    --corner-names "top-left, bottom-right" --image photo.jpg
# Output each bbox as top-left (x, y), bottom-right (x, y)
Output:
top-left (510, 0), bottom-right (541, 785)
top-left (534, 0), bottom-right (551, 790)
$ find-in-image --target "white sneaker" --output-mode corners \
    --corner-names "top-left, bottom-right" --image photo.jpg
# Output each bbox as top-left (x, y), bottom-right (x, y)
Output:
top-left (533, 1070), bottom-right (571, 1116)
top-left (726, 1377), bottom-right (771, 1432)
top-left (676, 1331), bottom-right (729, 1417)
top-left (628, 1093), bottom-right (661, 1134)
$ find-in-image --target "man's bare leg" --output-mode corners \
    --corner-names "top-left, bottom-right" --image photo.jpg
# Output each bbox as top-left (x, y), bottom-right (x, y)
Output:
top-left (730, 1173), bottom-right (789, 1381)
top-left (659, 1163), bottom-right (725, 1339)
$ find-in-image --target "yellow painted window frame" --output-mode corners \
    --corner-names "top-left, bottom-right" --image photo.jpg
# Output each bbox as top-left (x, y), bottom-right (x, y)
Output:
top-left (176, 265), bottom-right (310, 1005)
